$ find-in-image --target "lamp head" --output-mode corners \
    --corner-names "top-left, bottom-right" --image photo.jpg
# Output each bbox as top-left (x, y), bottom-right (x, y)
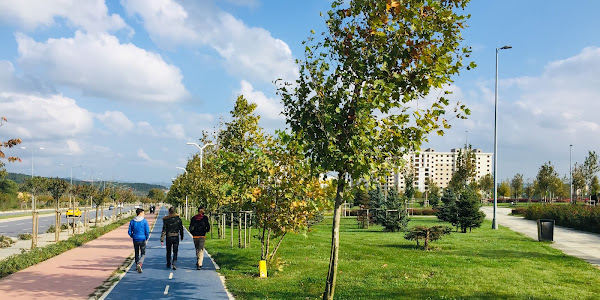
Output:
top-left (500, 45), bottom-right (512, 50)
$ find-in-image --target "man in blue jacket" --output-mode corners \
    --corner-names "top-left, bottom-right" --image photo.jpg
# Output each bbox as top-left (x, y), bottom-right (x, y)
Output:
top-left (128, 208), bottom-right (150, 273)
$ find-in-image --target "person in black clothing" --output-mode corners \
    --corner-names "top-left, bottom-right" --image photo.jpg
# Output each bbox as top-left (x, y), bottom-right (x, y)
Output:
top-left (189, 206), bottom-right (211, 270)
top-left (160, 207), bottom-right (184, 270)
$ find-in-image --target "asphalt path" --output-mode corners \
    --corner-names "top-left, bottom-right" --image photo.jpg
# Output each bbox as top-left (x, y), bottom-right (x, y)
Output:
top-left (0, 205), bottom-right (136, 237)
top-left (106, 206), bottom-right (230, 300)
top-left (0, 208), bottom-right (55, 217)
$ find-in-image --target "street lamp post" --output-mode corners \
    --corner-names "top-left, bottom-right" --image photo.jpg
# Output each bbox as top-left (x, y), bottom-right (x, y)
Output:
top-left (570, 144), bottom-right (573, 204)
top-left (493, 45), bottom-right (512, 230)
top-left (176, 167), bottom-right (189, 220)
top-left (186, 142), bottom-right (214, 170)
top-left (21, 146), bottom-right (44, 248)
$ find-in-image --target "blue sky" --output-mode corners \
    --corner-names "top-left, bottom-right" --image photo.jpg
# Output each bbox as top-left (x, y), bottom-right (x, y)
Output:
top-left (1, 0), bottom-right (600, 187)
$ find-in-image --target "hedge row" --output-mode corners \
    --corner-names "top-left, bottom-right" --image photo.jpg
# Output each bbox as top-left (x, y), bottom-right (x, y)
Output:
top-left (525, 204), bottom-right (600, 233)
top-left (0, 217), bottom-right (132, 278)
top-left (408, 208), bottom-right (438, 216)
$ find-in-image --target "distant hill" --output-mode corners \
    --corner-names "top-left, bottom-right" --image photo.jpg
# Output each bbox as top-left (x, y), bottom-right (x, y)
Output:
top-left (6, 172), bottom-right (167, 196)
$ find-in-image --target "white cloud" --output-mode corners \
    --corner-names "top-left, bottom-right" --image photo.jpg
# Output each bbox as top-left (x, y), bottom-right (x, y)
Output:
top-left (0, 0), bottom-right (130, 33)
top-left (97, 111), bottom-right (134, 133)
top-left (237, 80), bottom-right (284, 120)
top-left (122, 0), bottom-right (298, 83)
top-left (427, 47), bottom-right (600, 179)
top-left (16, 31), bottom-right (189, 103)
top-left (137, 148), bottom-right (151, 161)
top-left (0, 92), bottom-right (94, 140)
top-left (167, 124), bottom-right (186, 139)
top-left (66, 140), bottom-right (82, 154)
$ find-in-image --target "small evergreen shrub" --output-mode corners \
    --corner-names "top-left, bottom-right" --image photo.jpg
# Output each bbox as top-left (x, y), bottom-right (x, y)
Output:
top-left (0, 235), bottom-right (15, 248)
top-left (46, 225), bottom-right (55, 233)
top-left (17, 233), bottom-right (32, 240)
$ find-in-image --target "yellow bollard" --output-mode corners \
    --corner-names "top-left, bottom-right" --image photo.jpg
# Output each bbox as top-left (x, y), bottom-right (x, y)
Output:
top-left (259, 260), bottom-right (267, 278)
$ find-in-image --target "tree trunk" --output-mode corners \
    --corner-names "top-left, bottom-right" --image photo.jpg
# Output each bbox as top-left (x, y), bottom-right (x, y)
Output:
top-left (424, 230), bottom-right (430, 250)
top-left (260, 225), bottom-right (267, 260)
top-left (323, 175), bottom-right (346, 300)
top-left (55, 200), bottom-right (60, 242)
top-left (238, 212), bottom-right (242, 248)
top-left (269, 232), bottom-right (287, 262)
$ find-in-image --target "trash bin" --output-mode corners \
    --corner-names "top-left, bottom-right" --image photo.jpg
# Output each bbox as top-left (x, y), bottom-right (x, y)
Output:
top-left (537, 219), bottom-right (554, 241)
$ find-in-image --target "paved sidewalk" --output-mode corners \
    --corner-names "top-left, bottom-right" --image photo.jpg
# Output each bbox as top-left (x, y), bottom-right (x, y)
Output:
top-left (0, 209), bottom-right (160, 300)
top-left (105, 207), bottom-right (232, 299)
top-left (482, 206), bottom-right (600, 266)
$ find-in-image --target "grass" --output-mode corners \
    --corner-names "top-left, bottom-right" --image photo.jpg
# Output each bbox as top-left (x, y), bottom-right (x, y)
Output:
top-left (200, 216), bottom-right (600, 299)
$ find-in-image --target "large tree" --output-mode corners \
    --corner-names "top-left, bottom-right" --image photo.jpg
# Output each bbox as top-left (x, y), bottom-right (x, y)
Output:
top-left (278, 1), bottom-right (473, 297)
top-left (0, 117), bottom-right (21, 165)
top-left (448, 145), bottom-right (477, 191)
top-left (218, 95), bottom-right (265, 248)
top-left (572, 163), bottom-right (585, 202)
top-left (47, 178), bottom-right (69, 241)
top-left (478, 173), bottom-right (493, 200)
top-left (510, 173), bottom-right (523, 199)
top-left (582, 151), bottom-right (600, 201)
top-left (535, 161), bottom-right (559, 201)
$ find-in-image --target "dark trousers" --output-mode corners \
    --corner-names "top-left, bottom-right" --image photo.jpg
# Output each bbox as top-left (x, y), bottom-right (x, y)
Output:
top-left (133, 241), bottom-right (146, 265)
top-left (166, 236), bottom-right (180, 264)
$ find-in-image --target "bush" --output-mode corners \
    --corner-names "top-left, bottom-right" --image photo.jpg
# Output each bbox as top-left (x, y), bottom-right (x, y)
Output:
top-left (0, 235), bottom-right (15, 248)
top-left (511, 207), bottom-right (527, 215)
top-left (409, 208), bottom-right (438, 215)
top-left (0, 217), bottom-right (132, 278)
top-left (46, 225), bottom-right (55, 233)
top-left (525, 204), bottom-right (600, 233)
top-left (378, 211), bottom-right (409, 232)
top-left (404, 225), bottom-right (452, 250)
top-left (17, 233), bottom-right (32, 240)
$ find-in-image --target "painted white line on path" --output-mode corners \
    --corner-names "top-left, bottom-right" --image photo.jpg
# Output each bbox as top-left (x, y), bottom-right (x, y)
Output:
top-left (164, 285), bottom-right (170, 295)
top-left (169, 272), bottom-right (173, 279)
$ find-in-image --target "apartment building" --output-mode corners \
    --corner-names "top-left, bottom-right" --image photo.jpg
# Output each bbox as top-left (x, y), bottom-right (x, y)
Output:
top-left (385, 148), bottom-right (492, 193)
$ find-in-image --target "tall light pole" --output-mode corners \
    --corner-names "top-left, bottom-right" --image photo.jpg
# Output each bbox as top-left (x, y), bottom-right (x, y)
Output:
top-left (20, 146), bottom-right (44, 248)
top-left (187, 142), bottom-right (214, 170)
top-left (493, 45), bottom-right (512, 230)
top-left (570, 144), bottom-right (573, 204)
top-left (176, 167), bottom-right (189, 219)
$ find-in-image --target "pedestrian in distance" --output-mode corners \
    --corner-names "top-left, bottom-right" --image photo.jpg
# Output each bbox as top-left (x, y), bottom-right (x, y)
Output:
top-left (128, 208), bottom-right (150, 273)
top-left (161, 207), bottom-right (184, 270)
top-left (189, 206), bottom-right (211, 270)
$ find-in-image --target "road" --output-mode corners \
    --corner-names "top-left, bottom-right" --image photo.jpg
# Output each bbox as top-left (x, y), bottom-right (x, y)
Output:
top-left (105, 206), bottom-right (231, 299)
top-left (0, 205), bottom-right (138, 237)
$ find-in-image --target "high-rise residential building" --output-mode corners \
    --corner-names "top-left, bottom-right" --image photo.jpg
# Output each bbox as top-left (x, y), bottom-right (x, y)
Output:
top-left (384, 148), bottom-right (493, 193)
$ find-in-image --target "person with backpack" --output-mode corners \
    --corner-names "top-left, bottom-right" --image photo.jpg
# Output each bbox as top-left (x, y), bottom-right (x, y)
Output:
top-left (189, 206), bottom-right (210, 270)
top-left (128, 208), bottom-right (150, 273)
top-left (160, 207), bottom-right (184, 270)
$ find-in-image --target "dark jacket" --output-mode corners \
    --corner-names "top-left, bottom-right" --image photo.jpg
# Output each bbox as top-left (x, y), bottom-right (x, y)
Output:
top-left (161, 213), bottom-right (184, 242)
top-left (189, 214), bottom-right (210, 237)
top-left (128, 216), bottom-right (149, 242)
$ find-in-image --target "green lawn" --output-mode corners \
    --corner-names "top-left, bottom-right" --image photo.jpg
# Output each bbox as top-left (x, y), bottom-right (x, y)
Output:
top-left (194, 216), bottom-right (600, 299)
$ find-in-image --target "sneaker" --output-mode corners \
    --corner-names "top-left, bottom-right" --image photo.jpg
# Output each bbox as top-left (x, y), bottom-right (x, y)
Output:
top-left (197, 265), bottom-right (202, 270)
top-left (136, 263), bottom-right (142, 273)
top-left (172, 263), bottom-right (177, 270)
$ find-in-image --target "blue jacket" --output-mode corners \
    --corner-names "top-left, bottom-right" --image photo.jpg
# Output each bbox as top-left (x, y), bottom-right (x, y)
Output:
top-left (128, 216), bottom-right (150, 242)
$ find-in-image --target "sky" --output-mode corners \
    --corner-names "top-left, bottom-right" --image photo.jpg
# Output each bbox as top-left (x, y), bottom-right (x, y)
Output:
top-left (1, 0), bottom-right (600, 187)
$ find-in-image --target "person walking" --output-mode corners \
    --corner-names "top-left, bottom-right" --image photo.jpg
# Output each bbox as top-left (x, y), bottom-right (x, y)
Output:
top-left (128, 208), bottom-right (150, 273)
top-left (189, 206), bottom-right (211, 270)
top-left (160, 207), bottom-right (184, 270)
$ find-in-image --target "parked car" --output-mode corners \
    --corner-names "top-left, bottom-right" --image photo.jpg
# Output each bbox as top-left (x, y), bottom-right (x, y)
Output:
top-left (66, 208), bottom-right (82, 217)
top-left (109, 205), bottom-right (114, 210)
